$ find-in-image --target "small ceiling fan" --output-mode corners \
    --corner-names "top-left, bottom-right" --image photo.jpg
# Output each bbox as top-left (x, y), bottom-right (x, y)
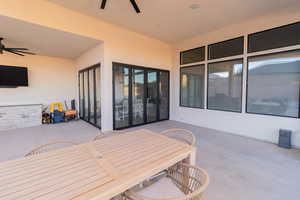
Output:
top-left (100, 0), bottom-right (141, 13)
top-left (0, 38), bottom-right (35, 56)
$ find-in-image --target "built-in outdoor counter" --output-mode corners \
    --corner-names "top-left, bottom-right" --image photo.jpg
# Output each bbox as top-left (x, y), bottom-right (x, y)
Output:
top-left (0, 104), bottom-right (42, 131)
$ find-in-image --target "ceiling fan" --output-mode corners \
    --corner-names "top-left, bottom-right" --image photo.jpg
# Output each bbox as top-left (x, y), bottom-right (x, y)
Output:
top-left (0, 38), bottom-right (35, 56)
top-left (100, 0), bottom-right (141, 13)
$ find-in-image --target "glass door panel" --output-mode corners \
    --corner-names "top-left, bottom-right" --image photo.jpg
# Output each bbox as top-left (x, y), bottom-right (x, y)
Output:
top-left (132, 69), bottom-right (145, 125)
top-left (83, 71), bottom-right (89, 121)
top-left (95, 67), bottom-right (101, 127)
top-left (146, 71), bottom-right (158, 123)
top-left (114, 66), bottom-right (130, 129)
top-left (89, 70), bottom-right (95, 124)
top-left (79, 64), bottom-right (101, 128)
top-left (159, 71), bottom-right (169, 120)
top-left (79, 73), bottom-right (84, 118)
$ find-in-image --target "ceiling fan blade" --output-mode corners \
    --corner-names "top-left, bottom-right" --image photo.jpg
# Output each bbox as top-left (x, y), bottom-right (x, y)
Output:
top-left (129, 0), bottom-right (141, 13)
top-left (100, 0), bottom-right (107, 9)
top-left (5, 49), bottom-right (25, 56)
top-left (5, 48), bottom-right (29, 51)
top-left (14, 50), bottom-right (35, 55)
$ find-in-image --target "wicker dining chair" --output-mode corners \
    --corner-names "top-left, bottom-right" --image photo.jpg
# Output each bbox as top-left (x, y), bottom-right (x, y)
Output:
top-left (94, 130), bottom-right (126, 141)
top-left (122, 162), bottom-right (209, 200)
top-left (160, 129), bottom-right (196, 146)
top-left (25, 140), bottom-right (78, 156)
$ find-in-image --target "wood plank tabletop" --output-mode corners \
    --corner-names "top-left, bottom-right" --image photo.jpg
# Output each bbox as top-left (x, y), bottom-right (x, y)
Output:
top-left (0, 129), bottom-right (192, 200)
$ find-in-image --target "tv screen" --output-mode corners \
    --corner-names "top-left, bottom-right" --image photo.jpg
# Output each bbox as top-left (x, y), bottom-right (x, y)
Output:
top-left (0, 65), bottom-right (28, 87)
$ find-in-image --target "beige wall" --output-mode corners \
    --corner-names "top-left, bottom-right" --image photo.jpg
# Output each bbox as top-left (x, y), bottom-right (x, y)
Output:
top-left (173, 5), bottom-right (300, 148)
top-left (175, 5), bottom-right (300, 50)
top-left (76, 44), bottom-right (104, 70)
top-left (0, 54), bottom-right (76, 106)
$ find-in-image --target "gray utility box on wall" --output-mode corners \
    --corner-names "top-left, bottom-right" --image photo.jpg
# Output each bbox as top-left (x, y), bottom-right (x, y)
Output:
top-left (278, 129), bottom-right (292, 149)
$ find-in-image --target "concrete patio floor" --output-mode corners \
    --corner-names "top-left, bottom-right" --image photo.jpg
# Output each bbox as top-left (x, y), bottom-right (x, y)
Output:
top-left (0, 120), bottom-right (299, 200)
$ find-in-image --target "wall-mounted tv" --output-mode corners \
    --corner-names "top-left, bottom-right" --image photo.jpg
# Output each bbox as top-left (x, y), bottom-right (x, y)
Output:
top-left (0, 65), bottom-right (28, 87)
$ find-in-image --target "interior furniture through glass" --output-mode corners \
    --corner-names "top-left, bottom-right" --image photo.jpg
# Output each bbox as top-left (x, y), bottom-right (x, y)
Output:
top-left (113, 62), bottom-right (169, 129)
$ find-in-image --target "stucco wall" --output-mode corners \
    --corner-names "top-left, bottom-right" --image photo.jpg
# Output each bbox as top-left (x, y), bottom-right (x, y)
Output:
top-left (0, 54), bottom-right (76, 106)
top-left (76, 44), bottom-right (104, 70)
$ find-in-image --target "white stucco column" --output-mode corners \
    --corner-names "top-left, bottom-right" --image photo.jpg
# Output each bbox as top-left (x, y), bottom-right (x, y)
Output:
top-left (100, 47), bottom-right (114, 131)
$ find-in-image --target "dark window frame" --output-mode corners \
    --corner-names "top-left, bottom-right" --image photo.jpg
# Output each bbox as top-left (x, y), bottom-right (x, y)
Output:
top-left (179, 64), bottom-right (205, 109)
top-left (78, 63), bottom-right (101, 129)
top-left (207, 58), bottom-right (244, 113)
top-left (177, 22), bottom-right (300, 117)
top-left (208, 36), bottom-right (244, 60)
top-left (180, 46), bottom-right (205, 65)
top-left (246, 49), bottom-right (300, 118)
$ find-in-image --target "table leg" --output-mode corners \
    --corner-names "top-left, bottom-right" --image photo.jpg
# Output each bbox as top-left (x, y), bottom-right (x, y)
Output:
top-left (189, 146), bottom-right (197, 165)
top-left (182, 146), bottom-right (197, 165)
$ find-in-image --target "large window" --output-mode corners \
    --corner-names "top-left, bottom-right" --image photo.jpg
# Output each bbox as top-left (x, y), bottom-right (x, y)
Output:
top-left (180, 47), bottom-right (205, 65)
top-left (208, 37), bottom-right (244, 60)
top-left (178, 22), bottom-right (300, 118)
top-left (207, 59), bottom-right (243, 112)
top-left (247, 50), bottom-right (300, 117)
top-left (248, 22), bottom-right (300, 53)
top-left (180, 65), bottom-right (205, 108)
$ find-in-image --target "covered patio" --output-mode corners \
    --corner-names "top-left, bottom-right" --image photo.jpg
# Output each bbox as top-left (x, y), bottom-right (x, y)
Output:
top-left (0, 120), bottom-right (299, 200)
top-left (1, 0), bottom-right (300, 199)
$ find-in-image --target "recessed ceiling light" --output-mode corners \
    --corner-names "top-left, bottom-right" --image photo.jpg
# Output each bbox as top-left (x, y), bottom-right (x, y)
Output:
top-left (189, 4), bottom-right (200, 9)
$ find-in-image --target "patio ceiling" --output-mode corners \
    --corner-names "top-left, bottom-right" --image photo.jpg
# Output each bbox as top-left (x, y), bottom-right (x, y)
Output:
top-left (0, 15), bottom-right (102, 59)
top-left (47, 0), bottom-right (300, 43)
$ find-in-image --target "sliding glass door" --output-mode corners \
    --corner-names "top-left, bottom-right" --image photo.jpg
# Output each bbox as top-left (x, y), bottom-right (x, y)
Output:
top-left (95, 67), bottom-right (101, 127)
top-left (113, 64), bottom-right (130, 129)
top-left (78, 64), bottom-right (101, 128)
top-left (159, 71), bottom-right (169, 120)
top-left (113, 63), bottom-right (169, 129)
top-left (146, 71), bottom-right (158, 123)
top-left (83, 71), bottom-right (89, 121)
top-left (132, 68), bottom-right (145, 125)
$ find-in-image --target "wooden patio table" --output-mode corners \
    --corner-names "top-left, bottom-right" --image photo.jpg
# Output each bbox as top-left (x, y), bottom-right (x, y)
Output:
top-left (0, 129), bottom-right (195, 200)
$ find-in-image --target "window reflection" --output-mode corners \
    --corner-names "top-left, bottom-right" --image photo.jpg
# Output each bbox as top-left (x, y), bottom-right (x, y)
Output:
top-left (132, 69), bottom-right (144, 125)
top-left (114, 66), bottom-right (129, 128)
top-left (181, 47), bottom-right (205, 65)
top-left (180, 65), bottom-right (205, 108)
top-left (247, 50), bottom-right (300, 117)
top-left (159, 71), bottom-right (169, 120)
top-left (147, 71), bottom-right (158, 122)
top-left (208, 60), bottom-right (243, 112)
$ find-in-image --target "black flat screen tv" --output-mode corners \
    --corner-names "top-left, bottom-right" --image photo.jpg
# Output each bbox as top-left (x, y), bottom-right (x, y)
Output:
top-left (0, 65), bottom-right (28, 87)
